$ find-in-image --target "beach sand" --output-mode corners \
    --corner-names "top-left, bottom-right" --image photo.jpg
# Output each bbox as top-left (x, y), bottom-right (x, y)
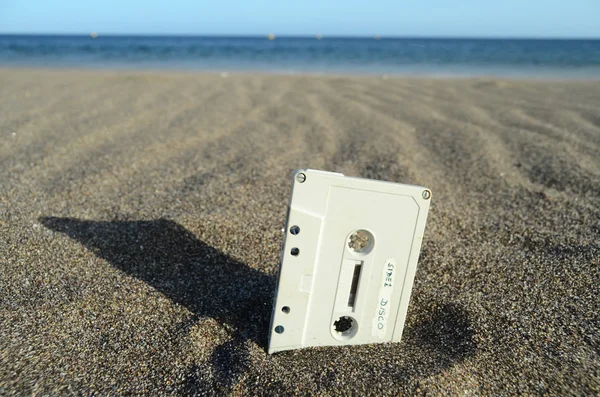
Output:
top-left (1, 69), bottom-right (598, 395)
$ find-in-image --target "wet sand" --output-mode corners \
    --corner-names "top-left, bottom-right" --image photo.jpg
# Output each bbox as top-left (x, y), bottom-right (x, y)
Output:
top-left (0, 69), bottom-right (598, 395)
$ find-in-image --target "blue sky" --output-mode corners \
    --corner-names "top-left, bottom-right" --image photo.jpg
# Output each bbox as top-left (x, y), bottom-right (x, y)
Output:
top-left (1, 0), bottom-right (599, 38)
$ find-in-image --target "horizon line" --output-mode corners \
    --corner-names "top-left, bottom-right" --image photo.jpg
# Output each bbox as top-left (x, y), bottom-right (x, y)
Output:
top-left (1, 33), bottom-right (600, 40)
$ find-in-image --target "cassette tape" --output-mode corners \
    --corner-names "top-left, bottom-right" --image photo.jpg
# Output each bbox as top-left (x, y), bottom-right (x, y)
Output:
top-left (268, 169), bottom-right (432, 353)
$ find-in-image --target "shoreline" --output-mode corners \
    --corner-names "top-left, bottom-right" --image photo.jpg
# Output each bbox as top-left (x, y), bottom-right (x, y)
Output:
top-left (2, 65), bottom-right (600, 81)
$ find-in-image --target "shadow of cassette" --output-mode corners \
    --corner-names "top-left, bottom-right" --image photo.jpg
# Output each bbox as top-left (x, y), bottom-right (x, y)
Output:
top-left (40, 216), bottom-right (275, 390)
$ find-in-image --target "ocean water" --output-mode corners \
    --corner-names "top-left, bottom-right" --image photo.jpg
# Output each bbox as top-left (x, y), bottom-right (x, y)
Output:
top-left (1, 35), bottom-right (600, 78)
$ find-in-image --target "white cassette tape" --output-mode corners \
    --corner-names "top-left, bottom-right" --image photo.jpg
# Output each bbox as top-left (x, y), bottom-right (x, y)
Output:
top-left (268, 169), bottom-right (432, 353)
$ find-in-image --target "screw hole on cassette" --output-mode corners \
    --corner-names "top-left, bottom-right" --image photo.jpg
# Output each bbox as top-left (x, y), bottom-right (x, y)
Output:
top-left (296, 172), bottom-right (306, 183)
top-left (282, 306), bottom-right (290, 314)
top-left (290, 247), bottom-right (300, 256)
top-left (290, 225), bottom-right (300, 235)
top-left (275, 325), bottom-right (285, 334)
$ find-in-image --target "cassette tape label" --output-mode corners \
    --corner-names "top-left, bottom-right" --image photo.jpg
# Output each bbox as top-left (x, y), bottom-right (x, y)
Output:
top-left (374, 258), bottom-right (397, 338)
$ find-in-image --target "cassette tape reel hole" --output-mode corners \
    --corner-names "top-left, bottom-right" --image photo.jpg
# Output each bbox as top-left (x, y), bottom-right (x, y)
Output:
top-left (332, 316), bottom-right (358, 340)
top-left (347, 229), bottom-right (374, 255)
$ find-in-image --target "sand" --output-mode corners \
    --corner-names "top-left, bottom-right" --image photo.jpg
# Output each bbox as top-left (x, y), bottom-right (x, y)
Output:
top-left (0, 69), bottom-right (598, 395)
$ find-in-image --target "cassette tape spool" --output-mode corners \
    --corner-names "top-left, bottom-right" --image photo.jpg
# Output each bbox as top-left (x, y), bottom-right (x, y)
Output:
top-left (268, 169), bottom-right (432, 353)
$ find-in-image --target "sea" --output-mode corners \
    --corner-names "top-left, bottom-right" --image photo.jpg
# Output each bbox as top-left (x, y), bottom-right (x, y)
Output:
top-left (1, 35), bottom-right (600, 78)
